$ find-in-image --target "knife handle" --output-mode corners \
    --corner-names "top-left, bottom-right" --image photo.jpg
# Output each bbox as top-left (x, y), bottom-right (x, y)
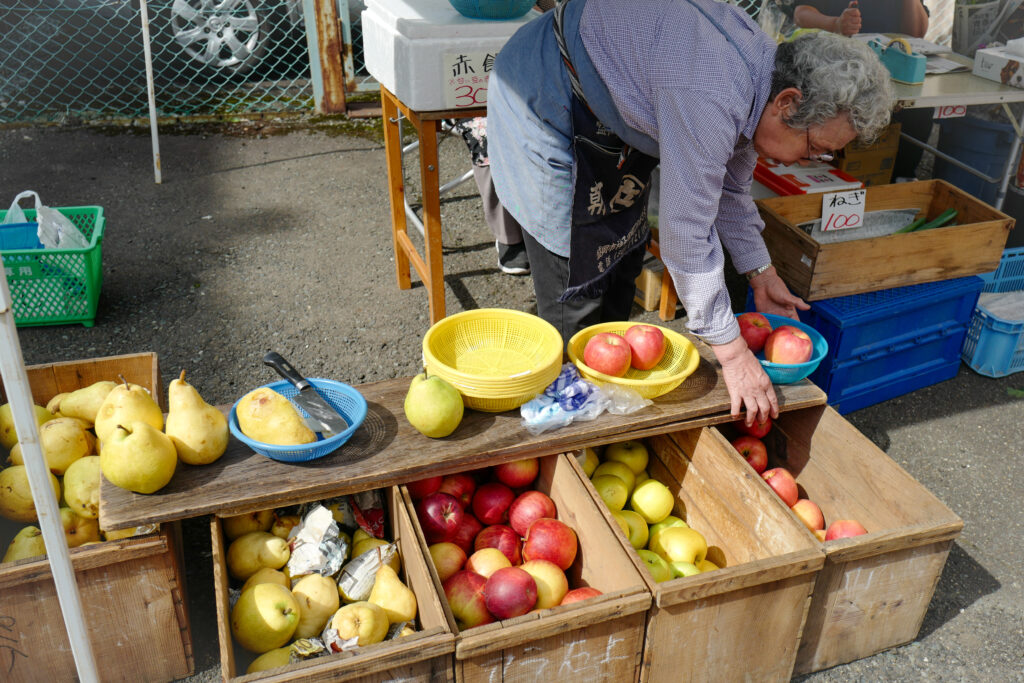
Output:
top-left (263, 352), bottom-right (311, 391)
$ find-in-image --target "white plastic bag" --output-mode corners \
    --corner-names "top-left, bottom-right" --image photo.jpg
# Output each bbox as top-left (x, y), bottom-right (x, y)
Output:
top-left (3, 191), bottom-right (89, 249)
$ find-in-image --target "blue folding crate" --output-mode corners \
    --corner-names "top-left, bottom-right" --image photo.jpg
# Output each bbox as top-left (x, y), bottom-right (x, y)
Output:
top-left (962, 247), bottom-right (1024, 377)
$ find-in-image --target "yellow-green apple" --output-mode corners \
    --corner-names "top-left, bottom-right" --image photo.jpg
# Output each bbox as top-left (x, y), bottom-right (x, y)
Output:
top-left (591, 475), bottom-right (629, 511)
top-left (791, 499), bottom-right (825, 532)
top-left (731, 435), bottom-right (768, 474)
top-left (669, 561), bottom-right (701, 578)
top-left (403, 373), bottom-right (464, 438)
top-left (438, 473), bottom-right (477, 508)
top-left (737, 312), bottom-right (773, 353)
top-left (519, 559), bottom-right (569, 609)
top-left (231, 583), bottom-right (300, 653)
top-left (762, 467), bottom-right (799, 507)
top-left (223, 509), bottom-right (274, 540)
top-left (465, 547), bottom-right (512, 579)
top-left (637, 549), bottom-right (673, 583)
top-left (471, 482), bottom-right (515, 525)
top-left (246, 646), bottom-right (292, 674)
top-left (494, 457), bottom-right (539, 489)
top-left (240, 567), bottom-right (289, 595)
top-left (407, 475), bottom-right (444, 502)
top-left (648, 515), bottom-right (688, 555)
top-left (416, 492), bottom-right (464, 544)
top-left (612, 509), bottom-right (649, 549)
top-left (483, 566), bottom-right (537, 619)
top-left (635, 470), bottom-right (649, 484)
top-left (696, 559), bottom-right (719, 572)
top-left (329, 601), bottom-right (389, 646)
top-left (429, 542), bottom-right (467, 582)
top-left (611, 513), bottom-right (630, 537)
top-left (592, 460), bottom-right (636, 492)
top-left (657, 527), bottom-right (708, 565)
top-left (580, 447), bottom-right (600, 477)
top-left (443, 570), bottom-right (494, 629)
top-left (735, 415), bottom-right (772, 439)
top-left (508, 490), bottom-right (557, 536)
top-left (764, 326), bottom-right (814, 364)
top-left (474, 524), bottom-right (522, 565)
top-left (560, 586), bottom-right (603, 605)
top-left (824, 519), bottom-right (868, 541)
top-left (449, 513), bottom-right (483, 554)
top-left (270, 514), bottom-right (300, 540)
top-left (604, 440), bottom-right (649, 474)
top-left (522, 518), bottom-right (578, 570)
top-left (630, 479), bottom-right (675, 524)
top-left (583, 332), bottom-right (632, 377)
top-left (623, 324), bottom-right (666, 370)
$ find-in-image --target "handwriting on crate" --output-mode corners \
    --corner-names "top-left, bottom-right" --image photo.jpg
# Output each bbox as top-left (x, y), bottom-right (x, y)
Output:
top-left (485, 632), bottom-right (630, 681)
top-left (1, 615), bottom-right (29, 674)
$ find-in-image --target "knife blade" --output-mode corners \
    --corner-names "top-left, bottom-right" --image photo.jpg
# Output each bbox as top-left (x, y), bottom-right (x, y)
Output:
top-left (263, 351), bottom-right (349, 434)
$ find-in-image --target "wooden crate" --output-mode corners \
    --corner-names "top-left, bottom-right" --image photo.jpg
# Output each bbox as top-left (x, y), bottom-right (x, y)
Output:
top-left (0, 352), bottom-right (192, 682)
top-left (715, 405), bottom-right (964, 674)
top-left (757, 178), bottom-right (1013, 300)
top-left (211, 486), bottom-right (454, 682)
top-left (571, 430), bottom-right (824, 682)
top-left (403, 453), bottom-right (652, 683)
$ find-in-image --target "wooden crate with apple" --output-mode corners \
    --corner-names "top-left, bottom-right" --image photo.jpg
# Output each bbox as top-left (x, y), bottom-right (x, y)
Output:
top-left (713, 405), bottom-right (964, 674)
top-left (210, 485), bottom-right (455, 682)
top-left (571, 432), bottom-right (825, 683)
top-left (0, 352), bottom-right (195, 683)
top-left (402, 453), bottom-right (652, 683)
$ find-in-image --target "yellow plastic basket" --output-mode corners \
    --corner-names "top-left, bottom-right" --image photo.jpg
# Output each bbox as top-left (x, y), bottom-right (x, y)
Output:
top-left (567, 322), bottom-right (701, 399)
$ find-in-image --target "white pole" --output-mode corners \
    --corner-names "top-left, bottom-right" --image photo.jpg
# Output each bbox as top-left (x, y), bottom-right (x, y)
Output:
top-left (0, 271), bottom-right (99, 681)
top-left (139, 0), bottom-right (162, 184)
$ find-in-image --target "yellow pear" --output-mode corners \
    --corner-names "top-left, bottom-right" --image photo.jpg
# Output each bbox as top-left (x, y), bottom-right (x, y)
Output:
top-left (0, 403), bottom-right (57, 451)
top-left (63, 455), bottom-right (101, 519)
top-left (55, 380), bottom-right (117, 424)
top-left (103, 526), bottom-right (144, 541)
top-left (165, 370), bottom-right (229, 465)
top-left (60, 506), bottom-right (100, 547)
top-left (223, 509), bottom-right (275, 540)
top-left (329, 601), bottom-right (388, 647)
top-left (270, 514), bottom-right (301, 539)
top-left (46, 392), bottom-right (68, 416)
top-left (8, 417), bottom-right (93, 475)
top-left (292, 573), bottom-right (341, 638)
top-left (367, 564), bottom-right (417, 624)
top-left (227, 531), bottom-right (291, 580)
top-left (231, 583), bottom-right (300, 653)
top-left (352, 528), bottom-right (372, 545)
top-left (0, 465), bottom-right (61, 523)
top-left (241, 567), bottom-right (290, 594)
top-left (246, 646), bottom-right (293, 674)
top-left (99, 422), bottom-right (177, 495)
top-left (352, 538), bottom-right (401, 574)
top-left (3, 526), bottom-right (46, 563)
top-left (399, 625), bottom-right (415, 637)
top-left (236, 387), bottom-right (316, 446)
top-left (94, 381), bottom-right (163, 446)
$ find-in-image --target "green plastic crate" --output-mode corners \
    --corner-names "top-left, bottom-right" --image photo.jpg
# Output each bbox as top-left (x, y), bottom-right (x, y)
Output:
top-left (0, 206), bottom-right (104, 327)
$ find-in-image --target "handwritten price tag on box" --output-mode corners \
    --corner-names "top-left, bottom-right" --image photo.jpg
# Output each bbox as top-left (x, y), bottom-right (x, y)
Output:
top-left (821, 189), bottom-right (866, 231)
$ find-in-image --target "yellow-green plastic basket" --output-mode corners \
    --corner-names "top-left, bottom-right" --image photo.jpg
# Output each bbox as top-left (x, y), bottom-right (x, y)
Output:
top-left (567, 322), bottom-right (701, 399)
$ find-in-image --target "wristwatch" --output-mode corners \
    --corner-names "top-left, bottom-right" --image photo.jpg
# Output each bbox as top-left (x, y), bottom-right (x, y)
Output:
top-left (745, 263), bottom-right (772, 282)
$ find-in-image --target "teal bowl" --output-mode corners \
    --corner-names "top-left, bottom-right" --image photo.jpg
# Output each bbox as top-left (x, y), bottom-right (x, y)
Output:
top-left (739, 313), bottom-right (828, 385)
top-left (448, 0), bottom-right (535, 20)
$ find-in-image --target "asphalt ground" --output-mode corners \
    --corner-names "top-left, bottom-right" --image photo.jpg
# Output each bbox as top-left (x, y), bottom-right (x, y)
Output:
top-left (0, 119), bottom-right (1021, 682)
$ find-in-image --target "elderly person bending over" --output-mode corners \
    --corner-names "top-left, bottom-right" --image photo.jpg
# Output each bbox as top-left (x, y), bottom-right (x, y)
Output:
top-left (486, 0), bottom-right (892, 426)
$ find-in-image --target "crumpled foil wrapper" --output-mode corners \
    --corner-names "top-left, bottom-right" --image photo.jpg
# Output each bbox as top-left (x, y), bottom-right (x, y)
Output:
top-left (336, 542), bottom-right (398, 603)
top-left (287, 505), bottom-right (348, 579)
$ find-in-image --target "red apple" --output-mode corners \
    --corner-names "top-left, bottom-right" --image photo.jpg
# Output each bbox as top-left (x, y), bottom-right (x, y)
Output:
top-left (465, 547), bottom-right (512, 579)
top-left (560, 586), bottom-right (603, 605)
top-left (472, 482), bottom-right (516, 525)
top-left (737, 312), bottom-right (773, 353)
top-left (623, 324), bottom-right (666, 370)
top-left (735, 415), bottom-right (772, 439)
top-left (406, 475), bottom-right (443, 502)
top-left (429, 542), bottom-right (467, 582)
top-left (761, 467), bottom-right (799, 507)
top-left (522, 518), bottom-right (577, 571)
top-left (494, 458), bottom-right (539, 489)
top-left (483, 566), bottom-right (537, 620)
top-left (416, 492), bottom-right (464, 544)
top-left (443, 570), bottom-right (494, 629)
top-left (582, 332), bottom-right (631, 377)
top-left (731, 435), bottom-right (768, 474)
top-left (764, 325), bottom-right (814, 364)
top-left (474, 524), bottom-right (522, 565)
top-left (824, 519), bottom-right (868, 541)
top-left (450, 513), bottom-right (483, 555)
top-left (791, 499), bottom-right (825, 532)
top-left (438, 473), bottom-right (477, 508)
top-left (508, 490), bottom-right (557, 537)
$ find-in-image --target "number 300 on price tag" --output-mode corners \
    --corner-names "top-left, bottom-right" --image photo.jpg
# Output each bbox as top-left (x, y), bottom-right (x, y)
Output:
top-left (820, 189), bottom-right (866, 232)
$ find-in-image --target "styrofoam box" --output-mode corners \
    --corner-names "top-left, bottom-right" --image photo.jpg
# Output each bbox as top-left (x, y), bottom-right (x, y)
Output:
top-left (362, 0), bottom-right (539, 112)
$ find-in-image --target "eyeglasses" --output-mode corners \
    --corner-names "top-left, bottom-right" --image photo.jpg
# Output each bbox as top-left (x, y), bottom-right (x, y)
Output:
top-left (805, 129), bottom-right (834, 163)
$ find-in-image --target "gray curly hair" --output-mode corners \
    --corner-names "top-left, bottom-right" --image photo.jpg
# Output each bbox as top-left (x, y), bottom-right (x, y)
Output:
top-left (771, 31), bottom-right (893, 145)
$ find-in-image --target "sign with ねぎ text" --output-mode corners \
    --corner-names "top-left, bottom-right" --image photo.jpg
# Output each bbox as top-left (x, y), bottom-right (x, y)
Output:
top-left (820, 189), bottom-right (866, 232)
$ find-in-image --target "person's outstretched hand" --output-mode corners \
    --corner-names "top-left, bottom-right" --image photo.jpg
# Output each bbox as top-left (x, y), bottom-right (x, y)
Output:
top-left (712, 336), bottom-right (778, 426)
top-left (836, 1), bottom-right (861, 36)
top-left (749, 267), bottom-right (810, 321)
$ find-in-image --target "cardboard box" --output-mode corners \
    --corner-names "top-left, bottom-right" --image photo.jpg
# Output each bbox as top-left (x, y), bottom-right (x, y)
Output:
top-left (834, 123), bottom-right (901, 186)
top-left (972, 45), bottom-right (1024, 90)
top-left (405, 453), bottom-right (651, 683)
top-left (575, 432), bottom-right (824, 683)
top-left (212, 486), bottom-right (454, 681)
top-left (716, 405), bottom-right (963, 673)
top-left (0, 352), bottom-right (193, 683)
top-left (757, 179), bottom-right (1014, 300)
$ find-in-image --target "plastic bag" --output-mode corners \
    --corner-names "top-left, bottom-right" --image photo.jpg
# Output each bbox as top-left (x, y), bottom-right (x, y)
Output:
top-left (3, 191), bottom-right (89, 249)
top-left (520, 363), bottom-right (652, 436)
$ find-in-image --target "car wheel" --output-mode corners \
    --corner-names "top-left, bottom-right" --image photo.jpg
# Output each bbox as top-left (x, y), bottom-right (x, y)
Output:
top-left (170, 0), bottom-right (270, 76)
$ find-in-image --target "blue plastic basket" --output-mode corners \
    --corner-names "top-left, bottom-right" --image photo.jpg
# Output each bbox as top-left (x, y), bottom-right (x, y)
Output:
top-left (962, 248), bottom-right (1024, 378)
top-left (229, 378), bottom-right (368, 462)
top-left (738, 313), bottom-right (828, 384)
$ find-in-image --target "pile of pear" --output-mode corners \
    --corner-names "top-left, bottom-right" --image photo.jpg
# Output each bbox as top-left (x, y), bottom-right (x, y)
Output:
top-left (223, 505), bottom-right (419, 675)
top-left (1, 371), bottom-right (228, 564)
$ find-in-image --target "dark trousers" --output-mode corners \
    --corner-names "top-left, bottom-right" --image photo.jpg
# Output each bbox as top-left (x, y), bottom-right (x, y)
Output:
top-left (520, 229), bottom-right (646, 348)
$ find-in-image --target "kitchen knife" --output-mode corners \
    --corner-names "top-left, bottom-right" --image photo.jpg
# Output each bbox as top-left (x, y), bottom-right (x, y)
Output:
top-left (263, 351), bottom-right (349, 434)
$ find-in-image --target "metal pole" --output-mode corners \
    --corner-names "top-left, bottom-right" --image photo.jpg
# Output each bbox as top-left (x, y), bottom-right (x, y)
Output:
top-left (0, 270), bottom-right (99, 681)
top-left (138, 0), bottom-right (162, 184)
